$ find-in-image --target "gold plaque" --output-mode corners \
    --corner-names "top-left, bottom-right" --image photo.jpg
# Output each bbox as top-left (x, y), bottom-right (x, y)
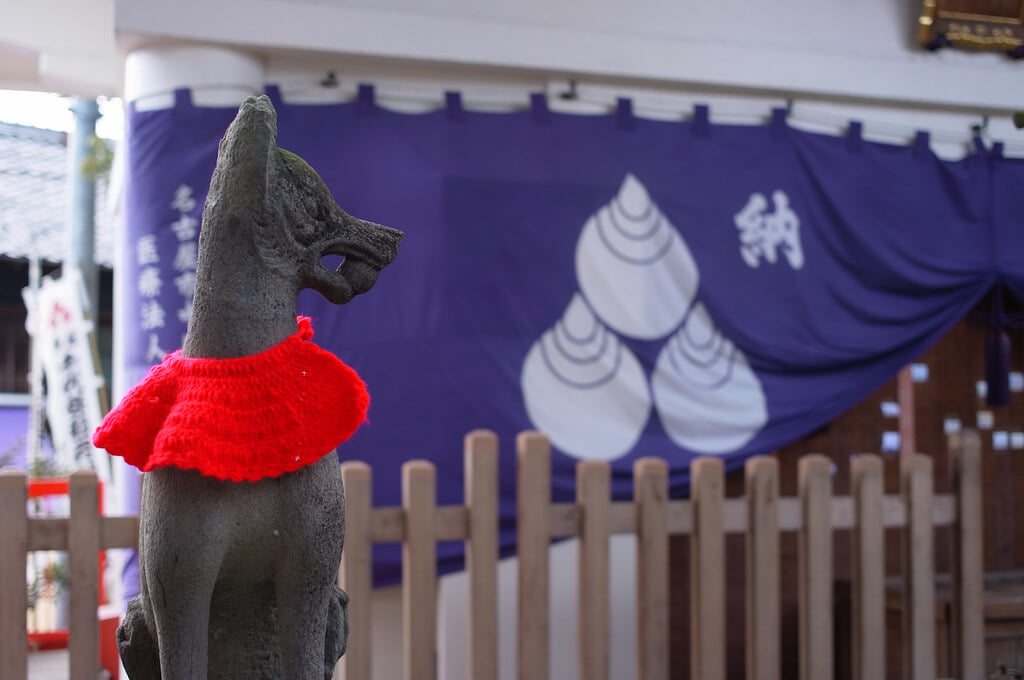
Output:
top-left (919, 0), bottom-right (1024, 52)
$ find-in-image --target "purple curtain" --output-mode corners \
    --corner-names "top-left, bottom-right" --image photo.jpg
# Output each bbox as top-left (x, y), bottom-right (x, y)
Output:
top-left (118, 86), bottom-right (1010, 586)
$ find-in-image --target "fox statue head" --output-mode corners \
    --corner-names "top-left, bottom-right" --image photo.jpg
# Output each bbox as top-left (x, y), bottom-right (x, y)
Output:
top-left (199, 94), bottom-right (403, 306)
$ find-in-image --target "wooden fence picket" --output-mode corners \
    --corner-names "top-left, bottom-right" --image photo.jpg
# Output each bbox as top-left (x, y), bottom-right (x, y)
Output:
top-left (745, 455), bottom-right (780, 680)
top-left (798, 454), bottom-right (832, 680)
top-left (68, 470), bottom-right (101, 680)
top-left (577, 460), bottom-right (610, 680)
top-left (850, 454), bottom-right (884, 680)
top-left (949, 430), bottom-right (984, 680)
top-left (902, 453), bottom-right (936, 680)
top-left (465, 430), bottom-right (499, 680)
top-left (690, 457), bottom-right (725, 680)
top-left (516, 431), bottom-right (550, 680)
top-left (0, 470), bottom-right (28, 680)
top-left (338, 461), bottom-right (372, 680)
top-left (634, 457), bottom-right (669, 680)
top-left (402, 461), bottom-right (437, 680)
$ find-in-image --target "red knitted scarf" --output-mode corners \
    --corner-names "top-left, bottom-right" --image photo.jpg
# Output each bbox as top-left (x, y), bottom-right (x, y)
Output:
top-left (93, 317), bottom-right (368, 482)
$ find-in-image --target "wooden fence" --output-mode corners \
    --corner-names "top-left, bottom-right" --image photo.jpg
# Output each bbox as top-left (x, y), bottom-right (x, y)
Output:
top-left (0, 429), bottom-right (983, 680)
top-left (0, 469), bottom-right (137, 680)
top-left (337, 429), bottom-right (984, 680)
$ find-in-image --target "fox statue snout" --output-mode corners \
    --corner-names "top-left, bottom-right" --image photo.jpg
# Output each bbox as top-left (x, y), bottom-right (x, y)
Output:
top-left (306, 209), bottom-right (403, 305)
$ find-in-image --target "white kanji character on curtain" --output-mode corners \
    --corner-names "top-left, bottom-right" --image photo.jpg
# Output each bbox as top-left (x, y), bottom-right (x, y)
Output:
top-left (170, 185), bottom-right (196, 213)
top-left (735, 193), bottom-right (769, 268)
top-left (145, 333), bottom-right (167, 362)
top-left (174, 241), bottom-right (198, 272)
top-left (174, 270), bottom-right (197, 300)
top-left (137, 266), bottom-right (163, 297)
top-left (763, 190), bottom-right (803, 269)
top-left (136, 234), bottom-right (159, 266)
top-left (140, 299), bottom-right (166, 330)
top-left (734, 190), bottom-right (804, 270)
top-left (170, 214), bottom-right (199, 242)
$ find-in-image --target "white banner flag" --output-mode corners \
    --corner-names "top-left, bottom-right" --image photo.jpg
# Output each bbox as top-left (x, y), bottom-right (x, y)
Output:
top-left (23, 268), bottom-right (110, 482)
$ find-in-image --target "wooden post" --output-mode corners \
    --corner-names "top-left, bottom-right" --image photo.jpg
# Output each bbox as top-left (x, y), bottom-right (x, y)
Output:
top-left (517, 431), bottom-right (551, 680)
top-left (850, 455), bottom-right (884, 680)
top-left (68, 470), bottom-right (101, 680)
top-left (577, 460), bottom-right (610, 680)
top-left (403, 461), bottom-right (437, 680)
top-left (465, 430), bottom-right (499, 680)
top-left (634, 457), bottom-right (669, 680)
top-left (690, 457), bottom-right (725, 680)
top-left (338, 461), bottom-right (373, 680)
top-left (897, 365), bottom-right (916, 457)
top-left (798, 455), bottom-right (832, 680)
top-left (901, 453), bottom-right (936, 680)
top-left (949, 430), bottom-right (984, 680)
top-left (0, 470), bottom-right (28, 680)
top-left (745, 456), bottom-right (780, 680)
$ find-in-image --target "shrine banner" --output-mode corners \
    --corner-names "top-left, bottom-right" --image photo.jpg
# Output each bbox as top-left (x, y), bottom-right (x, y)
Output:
top-left (120, 88), bottom-right (1005, 585)
top-left (25, 268), bottom-right (109, 480)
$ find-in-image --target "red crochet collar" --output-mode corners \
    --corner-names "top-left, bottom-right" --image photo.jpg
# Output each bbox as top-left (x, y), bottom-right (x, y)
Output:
top-left (94, 317), bottom-right (368, 482)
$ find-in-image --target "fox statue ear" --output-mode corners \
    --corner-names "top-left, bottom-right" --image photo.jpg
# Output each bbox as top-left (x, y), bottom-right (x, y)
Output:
top-left (205, 95), bottom-right (278, 224)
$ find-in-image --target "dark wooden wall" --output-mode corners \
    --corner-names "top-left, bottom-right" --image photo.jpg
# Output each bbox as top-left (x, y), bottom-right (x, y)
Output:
top-left (0, 260), bottom-right (113, 396)
top-left (669, 312), bottom-right (1024, 678)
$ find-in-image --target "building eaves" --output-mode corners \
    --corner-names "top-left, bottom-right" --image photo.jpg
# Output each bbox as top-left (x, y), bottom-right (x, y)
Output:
top-left (0, 121), bottom-right (115, 267)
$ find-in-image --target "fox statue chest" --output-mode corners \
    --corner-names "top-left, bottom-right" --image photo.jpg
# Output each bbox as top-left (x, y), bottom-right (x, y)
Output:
top-left (139, 456), bottom-right (344, 585)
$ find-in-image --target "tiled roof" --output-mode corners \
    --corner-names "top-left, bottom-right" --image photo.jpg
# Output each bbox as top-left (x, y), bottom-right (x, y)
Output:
top-left (0, 121), bottom-right (115, 267)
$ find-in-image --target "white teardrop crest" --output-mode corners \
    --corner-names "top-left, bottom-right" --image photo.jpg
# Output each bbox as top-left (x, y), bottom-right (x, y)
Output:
top-left (521, 294), bottom-right (651, 461)
top-left (652, 303), bottom-right (767, 454)
top-left (575, 174), bottom-right (700, 341)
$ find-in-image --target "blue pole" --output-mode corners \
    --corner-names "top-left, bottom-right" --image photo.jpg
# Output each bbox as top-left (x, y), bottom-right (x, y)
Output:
top-left (67, 97), bottom-right (101, 316)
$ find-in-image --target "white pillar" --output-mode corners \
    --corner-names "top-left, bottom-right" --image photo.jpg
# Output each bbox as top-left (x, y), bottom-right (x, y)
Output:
top-left (123, 45), bottom-right (266, 111)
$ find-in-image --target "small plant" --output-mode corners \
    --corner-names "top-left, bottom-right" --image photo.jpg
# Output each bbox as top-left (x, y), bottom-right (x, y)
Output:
top-left (28, 453), bottom-right (69, 479)
top-left (80, 134), bottom-right (114, 180)
top-left (26, 556), bottom-right (69, 611)
top-left (24, 455), bottom-right (73, 621)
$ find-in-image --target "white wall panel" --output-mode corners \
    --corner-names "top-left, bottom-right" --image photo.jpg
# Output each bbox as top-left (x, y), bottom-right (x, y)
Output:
top-left (115, 0), bottom-right (1024, 111)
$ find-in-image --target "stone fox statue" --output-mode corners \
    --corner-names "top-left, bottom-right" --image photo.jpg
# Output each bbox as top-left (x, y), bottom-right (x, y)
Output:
top-left (94, 95), bottom-right (403, 680)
